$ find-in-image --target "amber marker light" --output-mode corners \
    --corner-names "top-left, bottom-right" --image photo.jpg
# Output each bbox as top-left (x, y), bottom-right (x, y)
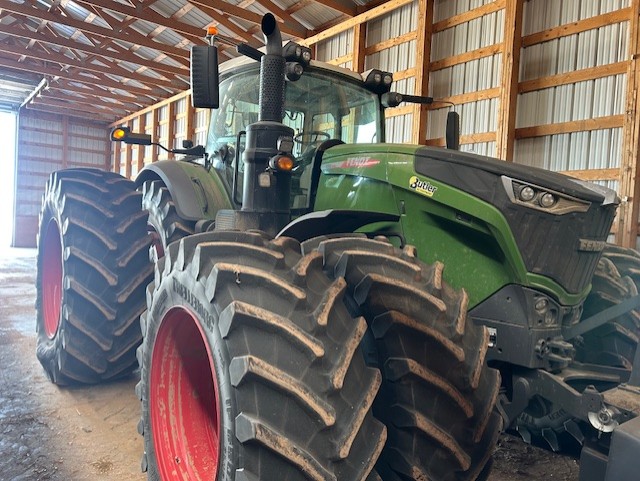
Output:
top-left (277, 156), bottom-right (294, 171)
top-left (270, 155), bottom-right (294, 172)
top-left (110, 127), bottom-right (128, 141)
top-left (206, 25), bottom-right (218, 36)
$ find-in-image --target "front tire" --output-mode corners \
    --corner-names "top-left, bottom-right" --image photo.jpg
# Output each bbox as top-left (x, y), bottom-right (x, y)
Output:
top-left (36, 169), bottom-right (153, 384)
top-left (138, 231), bottom-right (386, 480)
top-left (304, 235), bottom-right (503, 481)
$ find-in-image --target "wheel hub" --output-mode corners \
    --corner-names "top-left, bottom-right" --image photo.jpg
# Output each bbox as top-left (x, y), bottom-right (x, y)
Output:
top-left (150, 306), bottom-right (220, 480)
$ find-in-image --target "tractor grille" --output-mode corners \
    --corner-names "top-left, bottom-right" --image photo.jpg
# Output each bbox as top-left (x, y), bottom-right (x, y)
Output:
top-left (504, 199), bottom-right (616, 294)
top-left (415, 147), bottom-right (618, 296)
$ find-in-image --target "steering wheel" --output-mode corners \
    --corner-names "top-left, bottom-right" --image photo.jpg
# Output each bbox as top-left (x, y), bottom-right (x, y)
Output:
top-left (294, 131), bottom-right (331, 146)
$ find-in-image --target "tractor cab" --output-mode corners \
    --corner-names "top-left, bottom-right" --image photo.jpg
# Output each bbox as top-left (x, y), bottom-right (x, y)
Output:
top-left (205, 60), bottom-right (386, 211)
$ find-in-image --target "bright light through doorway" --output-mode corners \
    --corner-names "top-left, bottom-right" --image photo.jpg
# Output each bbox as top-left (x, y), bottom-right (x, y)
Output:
top-left (0, 111), bottom-right (17, 247)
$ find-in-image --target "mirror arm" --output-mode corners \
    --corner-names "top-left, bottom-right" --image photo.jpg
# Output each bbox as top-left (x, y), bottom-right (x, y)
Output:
top-left (153, 142), bottom-right (206, 157)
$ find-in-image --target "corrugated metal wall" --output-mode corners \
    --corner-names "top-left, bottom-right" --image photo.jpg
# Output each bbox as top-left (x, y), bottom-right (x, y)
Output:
top-left (430, 0), bottom-right (502, 155)
top-left (14, 111), bottom-right (110, 247)
top-left (113, 91), bottom-right (210, 177)
top-left (367, 2), bottom-right (419, 143)
top-left (515, 0), bottom-right (630, 196)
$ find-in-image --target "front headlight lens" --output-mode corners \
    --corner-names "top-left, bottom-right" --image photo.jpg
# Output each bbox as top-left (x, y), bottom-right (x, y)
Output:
top-left (540, 192), bottom-right (556, 208)
top-left (520, 186), bottom-right (535, 202)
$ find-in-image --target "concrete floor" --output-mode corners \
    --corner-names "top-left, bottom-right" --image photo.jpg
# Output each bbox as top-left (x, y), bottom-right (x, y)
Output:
top-left (0, 247), bottom-right (580, 481)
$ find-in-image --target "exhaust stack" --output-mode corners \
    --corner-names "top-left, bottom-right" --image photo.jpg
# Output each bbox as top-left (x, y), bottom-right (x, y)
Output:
top-left (259, 13), bottom-right (286, 122)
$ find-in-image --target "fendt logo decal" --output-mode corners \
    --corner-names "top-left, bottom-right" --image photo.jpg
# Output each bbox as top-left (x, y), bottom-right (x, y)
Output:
top-left (409, 176), bottom-right (438, 197)
top-left (328, 157), bottom-right (381, 169)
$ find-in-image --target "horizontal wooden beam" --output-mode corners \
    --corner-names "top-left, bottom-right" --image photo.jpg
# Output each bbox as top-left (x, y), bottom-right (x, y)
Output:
top-left (425, 131), bottom-right (496, 146)
top-left (515, 115), bottom-right (625, 139)
top-left (301, 0), bottom-right (414, 46)
top-left (364, 31), bottom-right (417, 55)
top-left (432, 0), bottom-right (505, 34)
top-left (519, 61), bottom-right (628, 93)
top-left (392, 67), bottom-right (416, 81)
top-left (430, 87), bottom-right (501, 107)
top-left (384, 105), bottom-right (413, 118)
top-left (325, 54), bottom-right (353, 66)
top-left (559, 167), bottom-right (620, 181)
top-left (430, 43), bottom-right (502, 71)
top-left (110, 88), bottom-right (193, 126)
top-left (522, 8), bottom-right (632, 48)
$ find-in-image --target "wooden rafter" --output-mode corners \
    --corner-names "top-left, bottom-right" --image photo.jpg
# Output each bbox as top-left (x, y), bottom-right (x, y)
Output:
top-left (75, 0), bottom-right (205, 41)
top-left (250, 0), bottom-right (307, 32)
top-left (24, 101), bottom-right (116, 122)
top-left (1, 1), bottom-right (191, 61)
top-left (0, 52), bottom-right (164, 100)
top-left (189, 0), bottom-right (307, 37)
top-left (44, 87), bottom-right (143, 110)
top-left (0, 0), bottom-right (374, 120)
top-left (0, 39), bottom-right (183, 90)
top-left (46, 79), bottom-right (151, 109)
top-left (32, 95), bottom-right (127, 116)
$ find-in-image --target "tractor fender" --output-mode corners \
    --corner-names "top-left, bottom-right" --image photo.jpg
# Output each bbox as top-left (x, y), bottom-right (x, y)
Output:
top-left (135, 160), bottom-right (233, 222)
top-left (277, 209), bottom-right (400, 242)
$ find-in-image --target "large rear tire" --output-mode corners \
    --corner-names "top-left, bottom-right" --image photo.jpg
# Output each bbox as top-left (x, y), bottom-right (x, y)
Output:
top-left (137, 231), bottom-right (386, 480)
top-left (36, 168), bottom-right (153, 385)
top-left (303, 235), bottom-right (502, 481)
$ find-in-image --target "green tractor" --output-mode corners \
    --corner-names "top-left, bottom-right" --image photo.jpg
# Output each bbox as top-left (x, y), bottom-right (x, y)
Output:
top-left (35, 12), bottom-right (640, 481)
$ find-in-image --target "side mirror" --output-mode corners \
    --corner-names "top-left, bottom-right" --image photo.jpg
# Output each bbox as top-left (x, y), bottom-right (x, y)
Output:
top-left (191, 45), bottom-right (220, 109)
top-left (446, 111), bottom-right (460, 150)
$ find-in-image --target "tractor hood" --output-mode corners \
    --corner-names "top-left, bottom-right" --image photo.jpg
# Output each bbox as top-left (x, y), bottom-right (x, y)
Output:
top-left (319, 143), bottom-right (619, 300)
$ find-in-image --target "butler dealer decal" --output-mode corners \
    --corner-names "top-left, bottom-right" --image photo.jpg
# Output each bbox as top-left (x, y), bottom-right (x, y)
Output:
top-left (409, 176), bottom-right (438, 197)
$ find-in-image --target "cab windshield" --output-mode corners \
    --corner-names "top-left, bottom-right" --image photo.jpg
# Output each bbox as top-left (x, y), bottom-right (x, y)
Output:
top-left (206, 65), bottom-right (382, 164)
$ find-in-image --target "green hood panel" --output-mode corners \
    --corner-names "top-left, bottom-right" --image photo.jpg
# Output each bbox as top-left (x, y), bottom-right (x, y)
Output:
top-left (315, 145), bottom-right (591, 307)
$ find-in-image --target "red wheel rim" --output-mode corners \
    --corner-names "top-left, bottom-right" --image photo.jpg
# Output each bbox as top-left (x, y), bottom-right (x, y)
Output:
top-left (150, 306), bottom-right (220, 480)
top-left (42, 220), bottom-right (63, 339)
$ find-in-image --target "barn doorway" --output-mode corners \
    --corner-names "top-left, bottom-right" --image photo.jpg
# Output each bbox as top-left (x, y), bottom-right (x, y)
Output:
top-left (0, 111), bottom-right (17, 248)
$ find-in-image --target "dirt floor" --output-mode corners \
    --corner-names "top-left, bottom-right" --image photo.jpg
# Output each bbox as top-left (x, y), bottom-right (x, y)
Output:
top-left (0, 247), bottom-right (580, 481)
